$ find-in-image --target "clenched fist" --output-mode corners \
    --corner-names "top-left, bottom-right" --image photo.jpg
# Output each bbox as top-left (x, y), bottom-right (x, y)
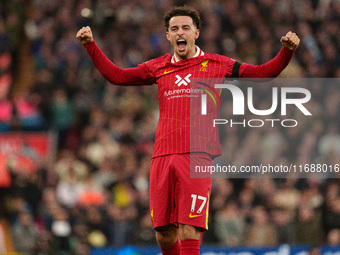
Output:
top-left (281, 31), bottom-right (300, 51)
top-left (76, 26), bottom-right (93, 44)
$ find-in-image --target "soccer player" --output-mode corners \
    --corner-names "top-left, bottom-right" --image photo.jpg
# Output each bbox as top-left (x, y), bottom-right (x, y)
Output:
top-left (76, 6), bottom-right (300, 255)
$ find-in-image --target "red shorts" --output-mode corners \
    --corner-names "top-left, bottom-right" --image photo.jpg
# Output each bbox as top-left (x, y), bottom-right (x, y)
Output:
top-left (149, 153), bottom-right (213, 231)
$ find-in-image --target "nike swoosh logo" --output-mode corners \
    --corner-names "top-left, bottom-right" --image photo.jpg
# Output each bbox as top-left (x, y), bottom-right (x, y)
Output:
top-left (164, 70), bottom-right (175, 74)
top-left (189, 213), bottom-right (202, 218)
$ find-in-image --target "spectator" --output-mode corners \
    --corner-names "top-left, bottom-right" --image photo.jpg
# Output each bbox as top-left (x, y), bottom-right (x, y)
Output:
top-left (272, 179), bottom-right (300, 217)
top-left (85, 130), bottom-right (120, 167)
top-left (49, 206), bottom-right (74, 254)
top-left (322, 180), bottom-right (340, 234)
top-left (214, 201), bottom-right (245, 246)
top-left (271, 207), bottom-right (296, 244)
top-left (308, 246), bottom-right (321, 255)
top-left (296, 206), bottom-right (322, 245)
top-left (107, 180), bottom-right (138, 245)
top-left (327, 228), bottom-right (340, 247)
top-left (84, 206), bottom-right (110, 247)
top-left (49, 88), bottom-right (74, 130)
top-left (55, 149), bottom-right (88, 183)
top-left (14, 92), bottom-right (46, 131)
top-left (244, 205), bottom-right (278, 246)
top-left (11, 211), bottom-right (38, 255)
top-left (56, 168), bottom-right (84, 209)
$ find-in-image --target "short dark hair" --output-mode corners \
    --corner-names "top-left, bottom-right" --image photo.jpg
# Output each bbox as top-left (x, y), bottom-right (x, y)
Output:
top-left (164, 6), bottom-right (201, 30)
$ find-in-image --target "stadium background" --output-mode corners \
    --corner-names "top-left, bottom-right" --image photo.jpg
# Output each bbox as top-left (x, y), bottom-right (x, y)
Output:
top-left (0, 0), bottom-right (339, 254)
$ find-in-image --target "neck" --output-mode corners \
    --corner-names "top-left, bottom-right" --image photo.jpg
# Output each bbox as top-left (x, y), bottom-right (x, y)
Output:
top-left (175, 47), bottom-right (197, 61)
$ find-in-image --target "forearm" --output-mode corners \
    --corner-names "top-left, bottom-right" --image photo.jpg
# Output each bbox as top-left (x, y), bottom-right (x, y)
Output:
top-left (239, 47), bottom-right (294, 78)
top-left (84, 41), bottom-right (153, 85)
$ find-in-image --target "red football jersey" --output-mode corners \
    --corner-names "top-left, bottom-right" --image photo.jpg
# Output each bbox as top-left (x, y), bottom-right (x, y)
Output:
top-left (138, 50), bottom-right (236, 158)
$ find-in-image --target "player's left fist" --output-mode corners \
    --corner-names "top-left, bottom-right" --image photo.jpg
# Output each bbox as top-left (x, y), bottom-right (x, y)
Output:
top-left (280, 31), bottom-right (300, 51)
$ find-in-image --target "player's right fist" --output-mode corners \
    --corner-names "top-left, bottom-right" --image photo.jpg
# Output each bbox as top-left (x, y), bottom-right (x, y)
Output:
top-left (76, 26), bottom-right (93, 44)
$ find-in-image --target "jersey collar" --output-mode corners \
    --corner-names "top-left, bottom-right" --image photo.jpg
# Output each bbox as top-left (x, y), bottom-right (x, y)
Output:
top-left (171, 46), bottom-right (204, 63)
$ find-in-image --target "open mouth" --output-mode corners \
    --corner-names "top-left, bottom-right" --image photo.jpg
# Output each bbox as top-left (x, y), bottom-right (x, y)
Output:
top-left (177, 39), bottom-right (187, 51)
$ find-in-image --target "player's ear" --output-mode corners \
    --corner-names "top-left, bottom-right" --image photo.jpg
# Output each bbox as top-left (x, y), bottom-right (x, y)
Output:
top-left (166, 31), bottom-right (170, 41)
top-left (195, 29), bottom-right (200, 40)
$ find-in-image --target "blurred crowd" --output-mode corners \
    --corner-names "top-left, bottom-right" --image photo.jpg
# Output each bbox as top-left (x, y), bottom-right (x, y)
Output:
top-left (0, 0), bottom-right (340, 254)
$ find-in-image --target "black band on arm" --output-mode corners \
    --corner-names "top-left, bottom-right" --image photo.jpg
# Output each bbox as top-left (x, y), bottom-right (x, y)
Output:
top-left (231, 61), bottom-right (241, 78)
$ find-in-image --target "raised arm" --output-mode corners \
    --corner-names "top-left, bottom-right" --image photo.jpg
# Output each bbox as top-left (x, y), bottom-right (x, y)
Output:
top-left (76, 26), bottom-right (155, 86)
top-left (238, 31), bottom-right (300, 78)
